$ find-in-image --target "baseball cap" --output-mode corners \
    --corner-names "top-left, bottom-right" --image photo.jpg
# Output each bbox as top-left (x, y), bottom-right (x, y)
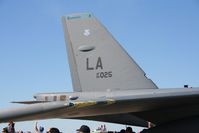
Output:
top-left (76, 125), bottom-right (90, 133)
top-left (39, 126), bottom-right (44, 132)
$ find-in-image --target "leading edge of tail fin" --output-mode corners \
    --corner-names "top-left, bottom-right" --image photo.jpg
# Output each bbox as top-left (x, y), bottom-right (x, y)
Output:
top-left (62, 13), bottom-right (158, 92)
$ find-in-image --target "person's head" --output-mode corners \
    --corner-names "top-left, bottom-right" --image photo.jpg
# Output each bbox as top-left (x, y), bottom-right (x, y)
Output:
top-left (2, 128), bottom-right (8, 133)
top-left (8, 121), bottom-right (15, 128)
top-left (39, 126), bottom-right (44, 132)
top-left (76, 125), bottom-right (90, 133)
top-left (120, 129), bottom-right (125, 133)
top-left (125, 127), bottom-right (133, 133)
top-left (46, 128), bottom-right (61, 133)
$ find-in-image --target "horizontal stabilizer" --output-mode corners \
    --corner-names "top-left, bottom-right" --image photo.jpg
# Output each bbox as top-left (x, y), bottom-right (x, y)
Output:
top-left (0, 102), bottom-right (71, 123)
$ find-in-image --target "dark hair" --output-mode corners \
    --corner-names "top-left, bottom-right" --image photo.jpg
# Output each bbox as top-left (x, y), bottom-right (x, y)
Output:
top-left (120, 129), bottom-right (125, 133)
top-left (126, 127), bottom-right (133, 133)
top-left (2, 127), bottom-right (9, 133)
top-left (47, 128), bottom-right (61, 133)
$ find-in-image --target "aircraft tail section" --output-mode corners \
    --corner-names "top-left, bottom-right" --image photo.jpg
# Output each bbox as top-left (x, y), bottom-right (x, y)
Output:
top-left (62, 13), bottom-right (158, 92)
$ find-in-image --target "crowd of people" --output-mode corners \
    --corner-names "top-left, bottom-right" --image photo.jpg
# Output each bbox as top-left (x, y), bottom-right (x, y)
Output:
top-left (1, 121), bottom-right (62, 133)
top-left (1, 121), bottom-right (148, 133)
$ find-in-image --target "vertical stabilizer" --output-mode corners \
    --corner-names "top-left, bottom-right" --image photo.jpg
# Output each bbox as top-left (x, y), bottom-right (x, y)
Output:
top-left (62, 13), bottom-right (158, 92)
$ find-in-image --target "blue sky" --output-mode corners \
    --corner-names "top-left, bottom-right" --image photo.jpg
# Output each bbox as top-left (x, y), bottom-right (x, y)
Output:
top-left (0, 0), bottom-right (199, 132)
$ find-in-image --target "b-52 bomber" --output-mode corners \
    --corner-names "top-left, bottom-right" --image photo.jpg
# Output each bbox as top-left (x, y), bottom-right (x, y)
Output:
top-left (1, 13), bottom-right (199, 133)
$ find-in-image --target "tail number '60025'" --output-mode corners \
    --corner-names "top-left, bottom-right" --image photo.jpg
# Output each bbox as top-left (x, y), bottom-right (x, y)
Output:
top-left (96, 71), bottom-right (112, 78)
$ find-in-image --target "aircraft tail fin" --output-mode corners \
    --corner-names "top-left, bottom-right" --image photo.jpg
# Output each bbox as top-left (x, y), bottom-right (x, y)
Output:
top-left (62, 13), bottom-right (158, 92)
